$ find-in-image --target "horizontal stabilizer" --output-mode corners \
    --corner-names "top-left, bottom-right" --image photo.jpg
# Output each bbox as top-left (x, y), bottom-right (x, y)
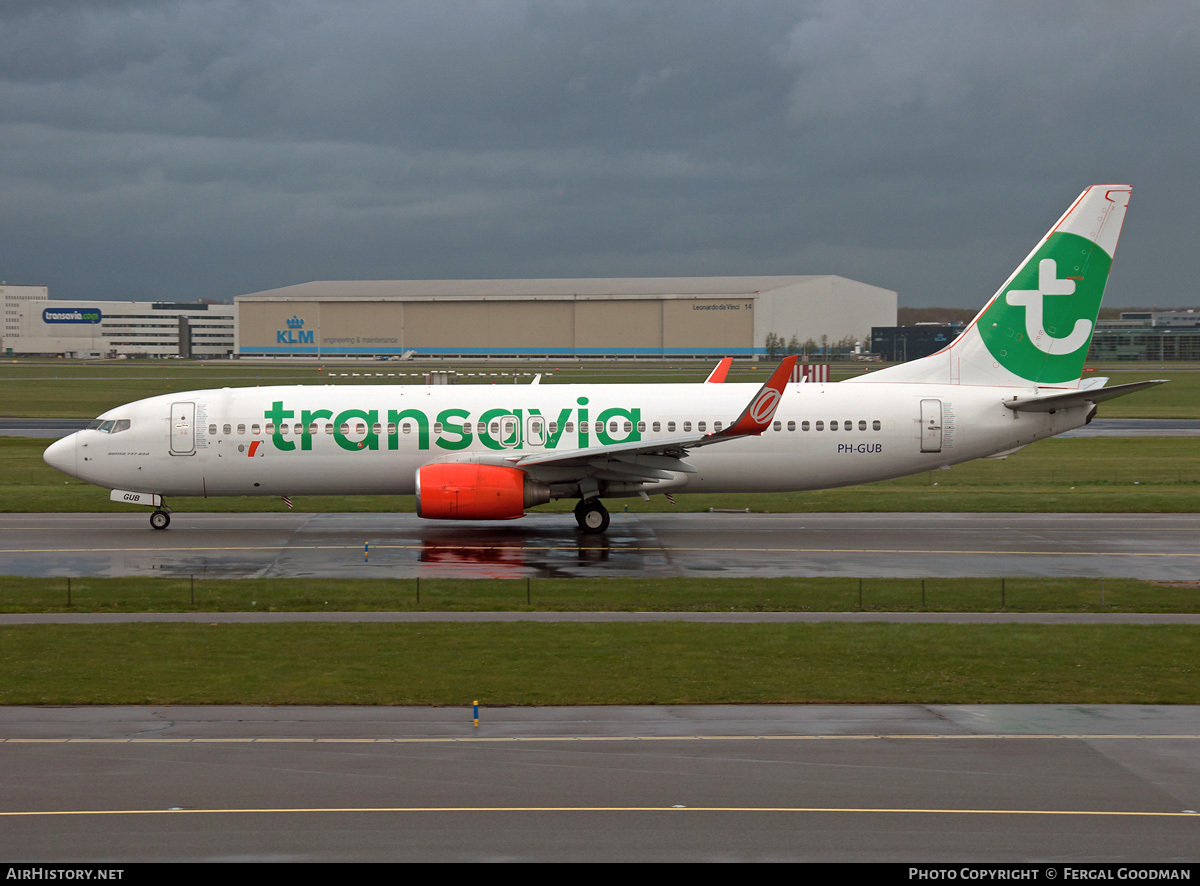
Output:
top-left (1003, 380), bottom-right (1167, 412)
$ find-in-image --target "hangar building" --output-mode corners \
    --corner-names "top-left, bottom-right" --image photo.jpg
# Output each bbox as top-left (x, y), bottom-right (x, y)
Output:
top-left (235, 276), bottom-right (897, 358)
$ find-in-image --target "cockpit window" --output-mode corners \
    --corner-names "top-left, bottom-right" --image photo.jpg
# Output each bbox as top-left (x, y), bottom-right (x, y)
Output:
top-left (111, 420), bottom-right (131, 433)
top-left (98, 420), bottom-right (115, 433)
top-left (87, 420), bottom-right (103, 430)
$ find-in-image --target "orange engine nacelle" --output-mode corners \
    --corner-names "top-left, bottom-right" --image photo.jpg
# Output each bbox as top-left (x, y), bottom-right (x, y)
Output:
top-left (415, 463), bottom-right (550, 521)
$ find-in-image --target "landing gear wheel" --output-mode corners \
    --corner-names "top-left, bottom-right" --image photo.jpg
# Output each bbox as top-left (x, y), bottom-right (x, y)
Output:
top-left (150, 510), bottom-right (171, 530)
top-left (576, 499), bottom-right (610, 535)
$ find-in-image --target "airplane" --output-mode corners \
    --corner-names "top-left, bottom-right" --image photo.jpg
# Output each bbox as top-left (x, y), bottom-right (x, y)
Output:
top-left (43, 184), bottom-right (1164, 534)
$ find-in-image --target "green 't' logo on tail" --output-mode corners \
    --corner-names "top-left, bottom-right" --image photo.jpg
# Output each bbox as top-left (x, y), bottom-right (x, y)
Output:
top-left (978, 231), bottom-right (1112, 384)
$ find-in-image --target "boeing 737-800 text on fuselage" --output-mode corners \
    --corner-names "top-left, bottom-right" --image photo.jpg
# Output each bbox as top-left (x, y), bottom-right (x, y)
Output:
top-left (44, 185), bottom-right (1163, 533)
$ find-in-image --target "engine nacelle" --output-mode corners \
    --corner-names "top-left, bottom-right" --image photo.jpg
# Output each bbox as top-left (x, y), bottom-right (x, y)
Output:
top-left (415, 463), bottom-right (550, 520)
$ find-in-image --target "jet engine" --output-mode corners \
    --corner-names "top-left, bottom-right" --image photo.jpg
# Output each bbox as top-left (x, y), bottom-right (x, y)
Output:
top-left (415, 463), bottom-right (550, 520)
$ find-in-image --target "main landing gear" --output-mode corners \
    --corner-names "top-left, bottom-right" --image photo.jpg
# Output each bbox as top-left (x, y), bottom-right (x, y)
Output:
top-left (150, 509), bottom-right (171, 530)
top-left (574, 498), bottom-right (610, 534)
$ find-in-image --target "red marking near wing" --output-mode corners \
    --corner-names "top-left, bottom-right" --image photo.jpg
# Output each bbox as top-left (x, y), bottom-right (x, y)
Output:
top-left (704, 357), bottom-right (733, 383)
top-left (715, 356), bottom-right (797, 437)
top-left (248, 440), bottom-right (261, 457)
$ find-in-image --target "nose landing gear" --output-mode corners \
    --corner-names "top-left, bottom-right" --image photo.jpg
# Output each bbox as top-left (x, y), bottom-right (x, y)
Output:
top-left (573, 498), bottom-right (610, 534)
top-left (150, 509), bottom-right (171, 530)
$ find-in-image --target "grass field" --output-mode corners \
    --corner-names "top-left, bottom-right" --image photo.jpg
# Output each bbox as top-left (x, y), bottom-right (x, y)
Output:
top-left (5, 575), bottom-right (1197, 613)
top-left (5, 434), bottom-right (1198, 513)
top-left (2, 358), bottom-right (1197, 417)
top-left (1, 622), bottom-right (1196, 705)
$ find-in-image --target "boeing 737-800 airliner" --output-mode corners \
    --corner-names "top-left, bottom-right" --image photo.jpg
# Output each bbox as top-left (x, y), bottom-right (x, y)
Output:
top-left (43, 185), bottom-right (1162, 533)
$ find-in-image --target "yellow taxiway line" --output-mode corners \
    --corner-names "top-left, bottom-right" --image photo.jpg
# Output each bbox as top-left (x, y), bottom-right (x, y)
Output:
top-left (5, 734), bottom-right (1200, 744)
top-left (2, 805), bottom-right (1197, 819)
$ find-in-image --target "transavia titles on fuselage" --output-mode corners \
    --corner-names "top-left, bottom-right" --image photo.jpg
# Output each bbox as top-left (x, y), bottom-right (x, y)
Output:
top-left (44, 185), bottom-right (1164, 533)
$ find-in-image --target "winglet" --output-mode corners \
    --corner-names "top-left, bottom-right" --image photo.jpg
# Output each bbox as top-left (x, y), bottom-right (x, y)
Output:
top-left (705, 357), bottom-right (733, 383)
top-left (714, 356), bottom-right (797, 437)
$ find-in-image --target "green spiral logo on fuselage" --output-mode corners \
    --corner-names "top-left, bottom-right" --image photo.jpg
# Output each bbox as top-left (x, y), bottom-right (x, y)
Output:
top-left (978, 231), bottom-right (1112, 384)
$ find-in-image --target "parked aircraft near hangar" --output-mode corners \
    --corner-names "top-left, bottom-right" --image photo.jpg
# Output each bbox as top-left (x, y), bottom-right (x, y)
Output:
top-left (44, 185), bottom-right (1162, 534)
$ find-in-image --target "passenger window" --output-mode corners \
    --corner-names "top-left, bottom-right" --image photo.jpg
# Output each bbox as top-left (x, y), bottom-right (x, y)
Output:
top-left (873, 420), bottom-right (881, 431)
top-left (652, 422), bottom-right (661, 432)
top-left (372, 423), bottom-right (381, 434)
top-left (356, 423), bottom-right (366, 434)
top-left (815, 421), bottom-right (824, 431)
top-left (787, 420), bottom-right (796, 431)
top-left (801, 421), bottom-right (810, 431)
top-left (549, 422), bottom-right (558, 434)
top-left (609, 422), bottom-right (618, 433)
top-left (698, 421), bottom-right (706, 432)
top-left (565, 422), bottom-right (574, 433)
top-left (667, 421), bottom-right (676, 432)
top-left (714, 421), bottom-right (722, 431)
top-left (266, 423), bottom-right (275, 434)
top-left (402, 423), bottom-right (412, 435)
top-left (340, 423), bottom-right (349, 434)
top-left (434, 423), bottom-right (444, 434)
top-left (477, 422), bottom-right (486, 434)
top-left (237, 424), bottom-right (246, 435)
top-left (252, 423), bottom-right (261, 435)
top-left (490, 422), bottom-right (500, 435)
top-left (773, 420), bottom-right (781, 431)
top-left (845, 422), bottom-right (852, 432)
top-left (637, 421), bottom-right (646, 432)
top-left (222, 423), bottom-right (231, 435)
top-left (830, 421), bottom-right (839, 430)
top-left (858, 420), bottom-right (867, 431)
top-left (683, 421), bottom-right (692, 432)
top-left (325, 424), bottom-right (334, 434)
top-left (595, 422), bottom-right (603, 433)
top-left (208, 424), bottom-right (218, 435)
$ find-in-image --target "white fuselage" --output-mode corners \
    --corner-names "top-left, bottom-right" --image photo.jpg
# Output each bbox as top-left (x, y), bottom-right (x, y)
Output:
top-left (48, 380), bottom-right (1087, 502)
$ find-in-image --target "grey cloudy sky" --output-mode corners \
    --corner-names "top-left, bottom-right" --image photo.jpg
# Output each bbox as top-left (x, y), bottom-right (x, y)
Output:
top-left (2, 1), bottom-right (1197, 307)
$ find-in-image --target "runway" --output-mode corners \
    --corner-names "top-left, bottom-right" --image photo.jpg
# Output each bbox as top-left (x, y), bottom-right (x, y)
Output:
top-left (2, 705), bottom-right (1198, 862)
top-left (2, 511), bottom-right (1198, 580)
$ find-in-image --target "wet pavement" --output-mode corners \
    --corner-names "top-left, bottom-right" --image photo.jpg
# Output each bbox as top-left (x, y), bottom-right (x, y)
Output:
top-left (2, 511), bottom-right (1198, 580)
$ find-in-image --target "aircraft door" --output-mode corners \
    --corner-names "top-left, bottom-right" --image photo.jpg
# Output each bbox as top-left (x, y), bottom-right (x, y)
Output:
top-left (499, 415), bottom-right (521, 449)
top-left (525, 415), bottom-right (546, 448)
top-left (170, 401), bottom-right (196, 455)
top-left (920, 399), bottom-right (942, 453)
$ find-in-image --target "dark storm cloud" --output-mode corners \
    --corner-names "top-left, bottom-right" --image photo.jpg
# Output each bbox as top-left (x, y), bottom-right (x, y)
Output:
top-left (1, 1), bottom-right (1196, 307)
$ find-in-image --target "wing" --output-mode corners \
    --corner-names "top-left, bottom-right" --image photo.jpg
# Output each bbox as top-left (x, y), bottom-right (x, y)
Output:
top-left (424, 357), bottom-right (797, 489)
top-left (509, 357), bottom-right (797, 485)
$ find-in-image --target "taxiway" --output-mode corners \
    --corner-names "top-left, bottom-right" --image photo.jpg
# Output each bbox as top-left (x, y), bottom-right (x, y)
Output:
top-left (2, 705), bottom-right (1198, 862)
top-left (1, 511), bottom-right (1198, 580)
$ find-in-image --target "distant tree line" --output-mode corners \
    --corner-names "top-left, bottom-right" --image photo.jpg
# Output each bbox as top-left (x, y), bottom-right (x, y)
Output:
top-left (896, 307), bottom-right (975, 325)
top-left (763, 332), bottom-right (862, 359)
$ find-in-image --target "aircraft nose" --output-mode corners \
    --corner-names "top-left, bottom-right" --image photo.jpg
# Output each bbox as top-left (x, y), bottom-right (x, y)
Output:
top-left (43, 433), bottom-right (78, 477)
